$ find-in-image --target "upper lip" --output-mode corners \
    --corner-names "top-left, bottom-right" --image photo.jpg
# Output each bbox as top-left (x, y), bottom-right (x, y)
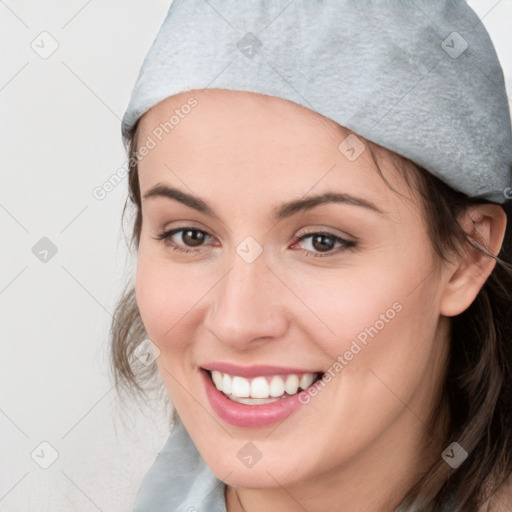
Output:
top-left (201, 362), bottom-right (323, 378)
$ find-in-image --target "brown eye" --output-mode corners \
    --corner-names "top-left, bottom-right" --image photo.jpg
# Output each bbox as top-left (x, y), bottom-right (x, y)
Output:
top-left (153, 227), bottom-right (212, 253)
top-left (293, 230), bottom-right (356, 258)
top-left (310, 234), bottom-right (336, 252)
top-left (180, 229), bottom-right (206, 247)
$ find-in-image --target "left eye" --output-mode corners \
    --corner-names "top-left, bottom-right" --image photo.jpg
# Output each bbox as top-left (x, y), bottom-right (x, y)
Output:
top-left (293, 231), bottom-right (356, 256)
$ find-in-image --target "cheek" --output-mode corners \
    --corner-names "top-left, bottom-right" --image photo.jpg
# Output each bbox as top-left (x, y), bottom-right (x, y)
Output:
top-left (134, 249), bottom-right (218, 355)
top-left (285, 252), bottom-right (433, 351)
top-left (135, 252), bottom-right (187, 346)
top-left (286, 241), bottom-right (443, 395)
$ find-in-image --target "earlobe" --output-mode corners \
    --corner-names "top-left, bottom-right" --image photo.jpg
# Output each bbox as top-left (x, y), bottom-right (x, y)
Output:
top-left (439, 204), bottom-right (507, 317)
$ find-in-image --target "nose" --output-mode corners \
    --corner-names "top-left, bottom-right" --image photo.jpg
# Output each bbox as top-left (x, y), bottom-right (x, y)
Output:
top-left (203, 250), bottom-right (289, 349)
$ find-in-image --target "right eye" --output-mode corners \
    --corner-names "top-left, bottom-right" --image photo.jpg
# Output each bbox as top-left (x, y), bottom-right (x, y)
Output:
top-left (153, 227), bottom-right (214, 253)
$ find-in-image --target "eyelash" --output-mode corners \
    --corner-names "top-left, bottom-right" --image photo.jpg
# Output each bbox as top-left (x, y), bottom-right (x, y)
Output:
top-left (153, 227), bottom-right (356, 258)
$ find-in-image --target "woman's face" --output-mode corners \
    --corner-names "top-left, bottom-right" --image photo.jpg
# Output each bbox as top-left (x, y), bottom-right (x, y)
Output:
top-left (135, 89), bottom-right (450, 499)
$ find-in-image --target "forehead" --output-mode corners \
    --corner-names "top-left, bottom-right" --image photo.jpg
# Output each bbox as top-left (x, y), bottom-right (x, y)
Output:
top-left (138, 89), bottom-right (343, 153)
top-left (136, 89), bottom-right (412, 213)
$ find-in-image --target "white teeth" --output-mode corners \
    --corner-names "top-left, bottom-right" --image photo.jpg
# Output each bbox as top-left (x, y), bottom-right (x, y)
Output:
top-left (209, 370), bottom-right (319, 400)
top-left (284, 374), bottom-right (300, 395)
top-left (269, 376), bottom-right (285, 397)
top-left (229, 396), bottom-right (281, 405)
top-left (250, 377), bottom-right (270, 398)
top-left (300, 373), bottom-right (315, 389)
top-left (231, 376), bottom-right (250, 397)
top-left (212, 370), bottom-right (223, 390)
top-left (222, 373), bottom-right (232, 395)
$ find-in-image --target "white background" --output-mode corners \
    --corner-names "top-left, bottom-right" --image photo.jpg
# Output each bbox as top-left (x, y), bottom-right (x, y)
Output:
top-left (1, 1), bottom-right (511, 511)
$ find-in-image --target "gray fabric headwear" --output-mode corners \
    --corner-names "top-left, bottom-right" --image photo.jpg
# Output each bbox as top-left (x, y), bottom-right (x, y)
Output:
top-left (122, 0), bottom-right (512, 204)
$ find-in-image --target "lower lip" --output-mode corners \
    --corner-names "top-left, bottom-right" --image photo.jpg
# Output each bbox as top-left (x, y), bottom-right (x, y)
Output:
top-left (201, 369), bottom-right (308, 428)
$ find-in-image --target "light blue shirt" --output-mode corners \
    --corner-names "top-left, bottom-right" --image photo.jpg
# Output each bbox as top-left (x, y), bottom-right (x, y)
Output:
top-left (133, 421), bottom-right (226, 512)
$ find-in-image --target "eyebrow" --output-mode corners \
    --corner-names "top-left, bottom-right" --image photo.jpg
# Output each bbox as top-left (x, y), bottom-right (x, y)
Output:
top-left (142, 184), bottom-right (384, 220)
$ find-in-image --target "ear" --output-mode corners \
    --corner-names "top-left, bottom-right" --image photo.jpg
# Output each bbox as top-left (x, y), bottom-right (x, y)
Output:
top-left (439, 204), bottom-right (507, 317)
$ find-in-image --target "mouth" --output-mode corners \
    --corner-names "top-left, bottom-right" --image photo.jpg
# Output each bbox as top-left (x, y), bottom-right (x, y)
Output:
top-left (200, 366), bottom-right (324, 427)
top-left (205, 369), bottom-right (323, 405)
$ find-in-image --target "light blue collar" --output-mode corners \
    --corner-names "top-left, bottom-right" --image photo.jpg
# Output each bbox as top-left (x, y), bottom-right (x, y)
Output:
top-left (133, 421), bottom-right (226, 512)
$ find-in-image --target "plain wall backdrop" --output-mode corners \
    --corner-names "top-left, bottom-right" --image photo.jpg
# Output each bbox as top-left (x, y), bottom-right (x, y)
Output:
top-left (1, 1), bottom-right (511, 510)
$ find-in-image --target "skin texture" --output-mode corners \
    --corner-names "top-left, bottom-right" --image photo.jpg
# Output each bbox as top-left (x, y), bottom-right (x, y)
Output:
top-left (134, 89), bottom-right (507, 512)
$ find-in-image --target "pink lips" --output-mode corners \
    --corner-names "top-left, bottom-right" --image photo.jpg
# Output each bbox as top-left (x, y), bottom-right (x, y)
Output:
top-left (200, 363), bottom-right (321, 428)
top-left (202, 362), bottom-right (318, 378)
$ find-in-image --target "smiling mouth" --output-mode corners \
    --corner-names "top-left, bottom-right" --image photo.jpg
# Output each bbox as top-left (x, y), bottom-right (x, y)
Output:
top-left (204, 369), bottom-right (324, 405)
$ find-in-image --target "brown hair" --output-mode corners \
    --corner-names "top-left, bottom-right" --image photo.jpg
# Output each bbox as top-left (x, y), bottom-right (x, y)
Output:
top-left (109, 124), bottom-right (512, 511)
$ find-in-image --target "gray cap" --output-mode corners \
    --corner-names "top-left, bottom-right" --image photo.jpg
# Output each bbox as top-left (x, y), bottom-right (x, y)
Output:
top-left (122, 0), bottom-right (512, 204)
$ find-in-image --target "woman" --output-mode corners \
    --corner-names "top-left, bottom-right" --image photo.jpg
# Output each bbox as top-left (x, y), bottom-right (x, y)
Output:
top-left (110, 1), bottom-right (512, 510)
